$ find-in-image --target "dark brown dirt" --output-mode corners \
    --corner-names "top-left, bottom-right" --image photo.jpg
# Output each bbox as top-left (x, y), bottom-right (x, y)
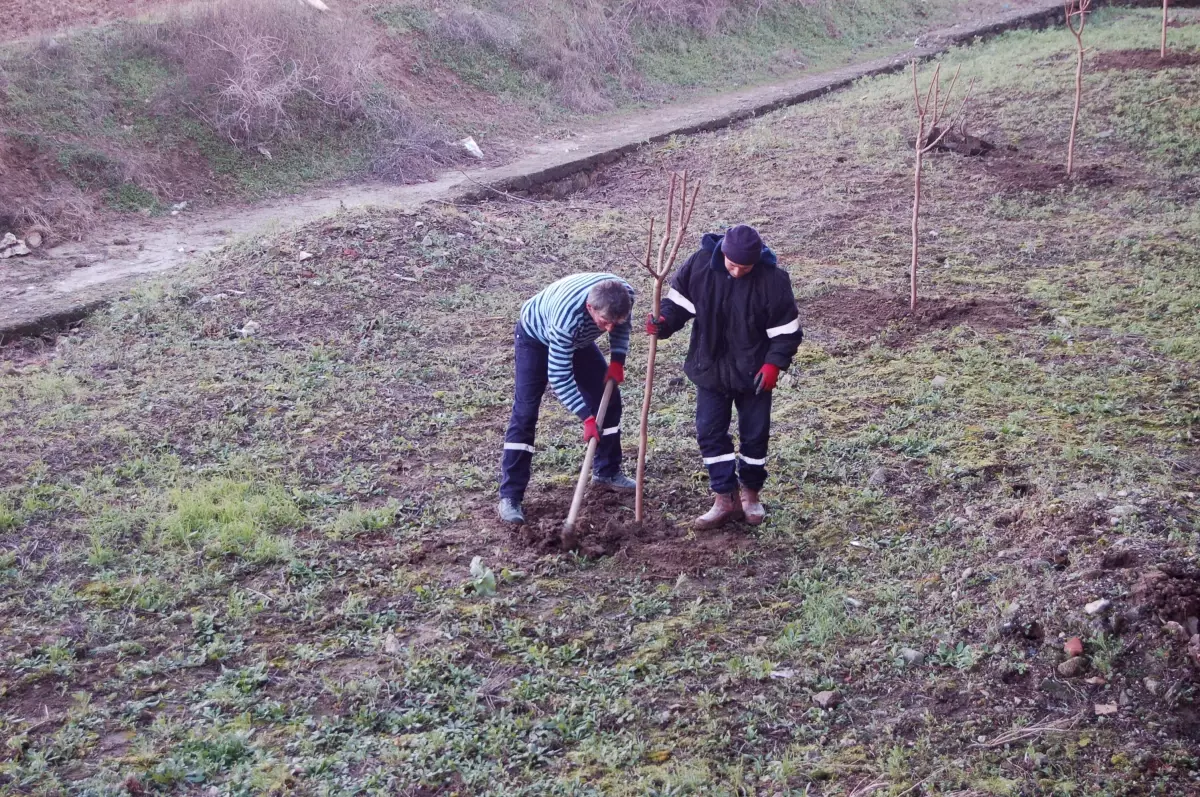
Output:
top-left (1132, 564), bottom-right (1200, 626)
top-left (924, 125), bottom-right (996, 156)
top-left (801, 286), bottom-right (1034, 347)
top-left (1092, 49), bottom-right (1200, 71)
top-left (983, 157), bottom-right (1119, 192)
top-left (511, 488), bottom-right (762, 575)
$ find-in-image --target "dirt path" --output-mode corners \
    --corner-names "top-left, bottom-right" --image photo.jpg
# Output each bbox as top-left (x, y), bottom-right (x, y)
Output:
top-left (0, 0), bottom-right (1064, 337)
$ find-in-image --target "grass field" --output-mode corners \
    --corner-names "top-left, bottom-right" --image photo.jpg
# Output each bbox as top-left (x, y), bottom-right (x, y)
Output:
top-left (2, 7), bottom-right (1200, 795)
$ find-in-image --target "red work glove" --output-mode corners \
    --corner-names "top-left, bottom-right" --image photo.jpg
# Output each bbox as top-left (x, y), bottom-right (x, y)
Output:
top-left (754, 363), bottom-right (780, 394)
top-left (606, 361), bottom-right (624, 385)
top-left (583, 416), bottom-right (599, 443)
top-left (645, 314), bottom-right (665, 336)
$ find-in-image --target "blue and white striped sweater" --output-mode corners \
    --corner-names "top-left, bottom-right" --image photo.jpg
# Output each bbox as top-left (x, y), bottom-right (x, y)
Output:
top-left (520, 273), bottom-right (634, 419)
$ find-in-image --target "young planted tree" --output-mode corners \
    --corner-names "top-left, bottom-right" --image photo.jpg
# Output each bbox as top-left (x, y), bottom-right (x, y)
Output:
top-left (1162, 0), bottom-right (1170, 60)
top-left (635, 172), bottom-right (700, 523)
top-left (909, 61), bottom-right (972, 312)
top-left (1065, 0), bottom-right (1092, 176)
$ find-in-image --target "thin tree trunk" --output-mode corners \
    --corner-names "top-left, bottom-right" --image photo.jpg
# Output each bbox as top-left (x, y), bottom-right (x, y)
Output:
top-left (1068, 40), bottom-right (1083, 176)
top-left (635, 280), bottom-right (664, 523)
top-left (1162, 0), bottom-right (1169, 59)
top-left (911, 123), bottom-right (923, 312)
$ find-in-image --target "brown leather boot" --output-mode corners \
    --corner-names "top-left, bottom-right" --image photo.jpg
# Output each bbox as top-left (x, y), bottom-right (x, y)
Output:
top-left (740, 486), bottom-right (766, 526)
top-left (694, 492), bottom-right (743, 530)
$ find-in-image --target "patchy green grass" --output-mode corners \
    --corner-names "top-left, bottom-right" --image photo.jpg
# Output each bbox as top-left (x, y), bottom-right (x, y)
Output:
top-left (159, 478), bottom-right (300, 563)
top-left (3, 8), bottom-right (1200, 795)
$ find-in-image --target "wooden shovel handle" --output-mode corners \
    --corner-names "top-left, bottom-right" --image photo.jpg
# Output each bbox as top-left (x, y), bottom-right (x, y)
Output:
top-left (564, 378), bottom-right (616, 533)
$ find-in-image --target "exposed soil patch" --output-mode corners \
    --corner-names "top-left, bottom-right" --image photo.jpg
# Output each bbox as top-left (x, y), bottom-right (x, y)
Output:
top-left (1092, 48), bottom-right (1200, 71)
top-left (1133, 563), bottom-right (1200, 626)
top-left (924, 125), bottom-right (997, 157)
top-left (983, 156), bottom-right (1119, 192)
top-left (512, 488), bottom-right (762, 576)
top-left (802, 286), bottom-right (1034, 347)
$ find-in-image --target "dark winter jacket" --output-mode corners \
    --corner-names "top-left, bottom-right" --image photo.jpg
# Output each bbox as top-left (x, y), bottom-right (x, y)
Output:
top-left (657, 233), bottom-right (802, 394)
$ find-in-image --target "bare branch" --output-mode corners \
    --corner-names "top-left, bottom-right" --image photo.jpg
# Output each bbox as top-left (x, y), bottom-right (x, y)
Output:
top-left (641, 218), bottom-right (655, 276)
top-left (937, 65), bottom-right (963, 122)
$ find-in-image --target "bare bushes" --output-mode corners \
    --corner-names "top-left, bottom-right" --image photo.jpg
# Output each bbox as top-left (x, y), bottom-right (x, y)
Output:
top-left (424, 0), bottom-right (819, 112)
top-left (151, 0), bottom-right (388, 146)
top-left (429, 1), bottom-right (633, 112)
top-left (147, 0), bottom-right (457, 177)
top-left (621, 0), bottom-right (761, 35)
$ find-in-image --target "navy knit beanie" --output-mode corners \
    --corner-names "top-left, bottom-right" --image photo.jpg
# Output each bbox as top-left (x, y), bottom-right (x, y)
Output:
top-left (721, 224), bottom-right (763, 266)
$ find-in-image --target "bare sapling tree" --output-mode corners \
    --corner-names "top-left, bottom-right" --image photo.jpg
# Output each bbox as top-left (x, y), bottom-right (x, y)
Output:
top-left (635, 171), bottom-right (701, 523)
top-left (909, 60), bottom-right (973, 312)
top-left (1162, 0), bottom-right (1170, 60)
top-left (1065, 0), bottom-right (1092, 176)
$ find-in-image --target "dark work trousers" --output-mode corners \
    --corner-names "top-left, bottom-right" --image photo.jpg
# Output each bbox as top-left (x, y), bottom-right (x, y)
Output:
top-left (695, 385), bottom-right (772, 495)
top-left (499, 323), bottom-right (623, 501)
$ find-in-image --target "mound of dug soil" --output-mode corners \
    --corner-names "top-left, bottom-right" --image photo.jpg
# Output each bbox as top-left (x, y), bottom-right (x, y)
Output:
top-left (1132, 563), bottom-right (1200, 626)
top-left (1093, 49), bottom-right (1200, 71)
top-left (513, 489), bottom-right (763, 576)
top-left (802, 286), bottom-right (1032, 347)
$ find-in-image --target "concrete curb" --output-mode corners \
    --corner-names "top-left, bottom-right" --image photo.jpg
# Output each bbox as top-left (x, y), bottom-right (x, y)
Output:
top-left (2, 1), bottom-right (1068, 341)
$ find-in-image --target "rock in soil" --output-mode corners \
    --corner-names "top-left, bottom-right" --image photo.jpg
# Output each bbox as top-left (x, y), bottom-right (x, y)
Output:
top-left (1101, 549), bottom-right (1137, 569)
top-left (813, 690), bottom-right (842, 710)
top-left (1085, 598), bottom-right (1112, 616)
top-left (900, 647), bottom-right (925, 666)
top-left (1064, 637), bottom-right (1084, 657)
top-left (1164, 621), bottom-right (1188, 641)
top-left (1057, 656), bottom-right (1088, 678)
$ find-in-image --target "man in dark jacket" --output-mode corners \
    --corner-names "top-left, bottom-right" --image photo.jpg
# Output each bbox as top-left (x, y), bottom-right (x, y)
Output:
top-left (646, 225), bottom-right (802, 528)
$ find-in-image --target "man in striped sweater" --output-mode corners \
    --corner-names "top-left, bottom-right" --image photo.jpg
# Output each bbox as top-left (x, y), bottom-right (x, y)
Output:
top-left (499, 274), bottom-right (636, 524)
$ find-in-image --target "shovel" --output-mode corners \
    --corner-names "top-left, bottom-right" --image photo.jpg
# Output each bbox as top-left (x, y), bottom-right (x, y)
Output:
top-left (563, 378), bottom-right (616, 540)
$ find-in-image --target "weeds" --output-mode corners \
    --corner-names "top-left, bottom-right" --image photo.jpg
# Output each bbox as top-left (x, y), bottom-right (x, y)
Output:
top-left (159, 478), bottom-right (300, 562)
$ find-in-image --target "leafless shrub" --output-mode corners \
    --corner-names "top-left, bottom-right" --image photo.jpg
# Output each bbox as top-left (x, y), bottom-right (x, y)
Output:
top-left (150, 0), bottom-right (388, 146)
top-left (39, 182), bottom-right (97, 240)
top-left (0, 181), bottom-right (96, 242)
top-left (369, 115), bottom-right (462, 182)
top-left (432, 6), bottom-right (523, 53)
top-left (620, 0), bottom-right (738, 35)
top-left (421, 0), bottom-right (817, 111)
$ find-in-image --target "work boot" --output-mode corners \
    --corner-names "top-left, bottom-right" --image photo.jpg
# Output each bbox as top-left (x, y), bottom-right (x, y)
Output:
top-left (740, 486), bottom-right (766, 526)
top-left (498, 498), bottom-right (525, 524)
top-left (592, 472), bottom-right (636, 491)
top-left (693, 492), bottom-right (743, 530)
